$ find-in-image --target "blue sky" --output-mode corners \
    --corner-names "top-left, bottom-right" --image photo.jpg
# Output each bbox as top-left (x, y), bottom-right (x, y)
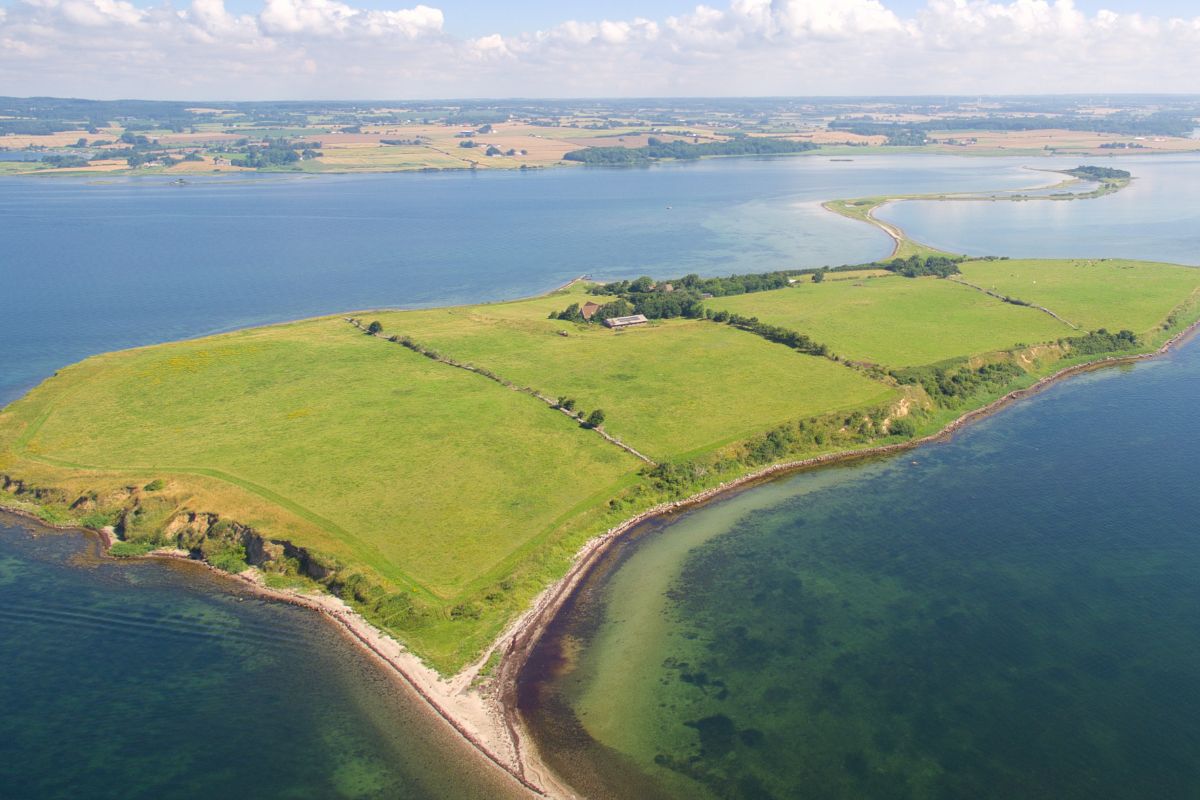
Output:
top-left (197, 0), bottom-right (1200, 36)
top-left (3, 0), bottom-right (1197, 34)
top-left (4, 0), bottom-right (1200, 99)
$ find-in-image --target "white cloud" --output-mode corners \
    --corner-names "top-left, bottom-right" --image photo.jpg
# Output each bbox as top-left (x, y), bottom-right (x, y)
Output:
top-left (1, 0), bottom-right (1199, 98)
top-left (25, 0), bottom-right (145, 28)
top-left (257, 0), bottom-right (441, 37)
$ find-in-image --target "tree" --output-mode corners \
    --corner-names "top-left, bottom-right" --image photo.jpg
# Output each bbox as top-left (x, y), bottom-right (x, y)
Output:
top-left (366, 320), bottom-right (383, 335)
top-left (812, 269), bottom-right (826, 283)
top-left (557, 397), bottom-right (576, 411)
top-left (585, 409), bottom-right (606, 428)
top-left (485, 145), bottom-right (502, 156)
top-left (551, 303), bottom-right (585, 323)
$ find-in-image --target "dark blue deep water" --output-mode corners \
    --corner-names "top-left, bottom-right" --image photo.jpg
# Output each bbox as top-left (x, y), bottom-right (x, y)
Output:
top-left (0, 519), bottom-right (529, 799)
top-left (3, 154), bottom-right (1200, 798)
top-left (4, 153), bottom-right (1165, 405)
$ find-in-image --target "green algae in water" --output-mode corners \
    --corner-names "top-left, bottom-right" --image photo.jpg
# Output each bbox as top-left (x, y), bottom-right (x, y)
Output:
top-left (527, 340), bottom-right (1200, 799)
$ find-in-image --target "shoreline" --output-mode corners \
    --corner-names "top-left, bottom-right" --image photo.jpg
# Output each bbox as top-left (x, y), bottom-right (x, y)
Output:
top-left (831, 166), bottom-right (1131, 260)
top-left (3, 288), bottom-right (1198, 799)
top-left (3, 316), bottom-right (1197, 799)
top-left (0, 504), bottom-right (547, 797)
top-left (11, 147), bottom-right (1200, 181)
top-left (3, 230), bottom-right (1197, 798)
top-left (489, 313), bottom-right (1200, 796)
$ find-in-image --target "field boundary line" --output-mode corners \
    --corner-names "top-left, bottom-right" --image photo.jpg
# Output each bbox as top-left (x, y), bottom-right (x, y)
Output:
top-left (346, 318), bottom-right (657, 466)
top-left (948, 276), bottom-right (1082, 330)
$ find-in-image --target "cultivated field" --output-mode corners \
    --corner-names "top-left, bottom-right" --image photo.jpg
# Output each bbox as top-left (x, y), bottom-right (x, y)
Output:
top-left (926, 128), bottom-right (1200, 155)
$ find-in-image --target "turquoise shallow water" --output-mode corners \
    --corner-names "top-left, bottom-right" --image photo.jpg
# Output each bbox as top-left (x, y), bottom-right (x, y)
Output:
top-left (3, 153), bottom-right (1200, 797)
top-left (879, 154), bottom-right (1200, 265)
top-left (522, 332), bottom-right (1200, 799)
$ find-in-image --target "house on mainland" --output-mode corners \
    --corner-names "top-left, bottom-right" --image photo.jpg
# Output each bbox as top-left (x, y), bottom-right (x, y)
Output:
top-left (580, 301), bottom-right (603, 321)
top-left (603, 314), bottom-right (649, 329)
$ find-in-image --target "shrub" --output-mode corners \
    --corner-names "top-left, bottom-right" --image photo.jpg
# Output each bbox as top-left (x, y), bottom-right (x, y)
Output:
top-left (109, 541), bottom-right (159, 558)
top-left (80, 510), bottom-right (118, 529)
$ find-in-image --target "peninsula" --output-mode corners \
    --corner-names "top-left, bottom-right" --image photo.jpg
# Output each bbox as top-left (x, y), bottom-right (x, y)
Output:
top-left (3, 177), bottom-right (1200, 794)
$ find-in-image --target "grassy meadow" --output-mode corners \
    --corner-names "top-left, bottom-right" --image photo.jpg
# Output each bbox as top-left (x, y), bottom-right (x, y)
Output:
top-left (706, 275), bottom-right (1076, 367)
top-left (959, 259), bottom-right (1200, 335)
top-left (371, 286), bottom-right (896, 460)
top-left (4, 258), bottom-right (1200, 671)
top-left (5, 317), bottom-right (639, 601)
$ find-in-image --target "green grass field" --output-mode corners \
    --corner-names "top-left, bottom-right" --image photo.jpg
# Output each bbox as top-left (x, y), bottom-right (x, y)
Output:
top-left (958, 259), bottom-right (1200, 334)
top-left (706, 275), bottom-right (1076, 367)
top-left (6, 317), bottom-right (638, 600)
top-left (371, 287), bottom-right (896, 460)
top-left (4, 258), bottom-right (1199, 672)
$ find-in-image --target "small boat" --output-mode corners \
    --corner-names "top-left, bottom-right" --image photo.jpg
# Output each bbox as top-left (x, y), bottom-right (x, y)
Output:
top-left (830, 158), bottom-right (854, 162)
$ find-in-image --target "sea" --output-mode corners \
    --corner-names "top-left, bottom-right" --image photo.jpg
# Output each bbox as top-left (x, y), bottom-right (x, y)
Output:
top-left (2, 152), bottom-right (1199, 798)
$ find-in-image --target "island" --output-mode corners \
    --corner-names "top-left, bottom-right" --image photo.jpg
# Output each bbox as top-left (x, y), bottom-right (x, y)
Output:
top-left (3, 180), bottom-right (1200, 794)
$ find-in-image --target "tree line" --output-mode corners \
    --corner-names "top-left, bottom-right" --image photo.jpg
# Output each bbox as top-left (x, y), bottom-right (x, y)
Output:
top-left (234, 138), bottom-right (321, 168)
top-left (1061, 328), bottom-right (1139, 355)
top-left (554, 270), bottom-right (795, 323)
top-left (1064, 166), bottom-right (1131, 181)
top-left (831, 112), bottom-right (1195, 140)
top-left (706, 310), bottom-right (831, 357)
top-left (835, 254), bottom-right (964, 278)
top-left (563, 135), bottom-right (817, 165)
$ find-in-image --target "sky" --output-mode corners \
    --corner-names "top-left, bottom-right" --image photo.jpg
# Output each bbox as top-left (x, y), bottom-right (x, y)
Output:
top-left (2, 0), bottom-right (1199, 100)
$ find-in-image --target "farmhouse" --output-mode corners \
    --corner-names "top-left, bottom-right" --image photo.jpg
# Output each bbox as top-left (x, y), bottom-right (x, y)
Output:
top-left (580, 301), bottom-right (603, 321)
top-left (603, 314), bottom-right (649, 329)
